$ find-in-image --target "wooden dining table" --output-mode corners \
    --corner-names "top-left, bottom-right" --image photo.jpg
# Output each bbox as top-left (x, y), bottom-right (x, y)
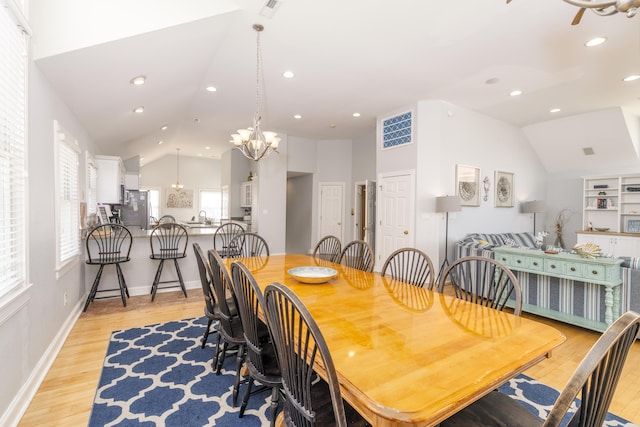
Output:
top-left (224, 253), bottom-right (566, 427)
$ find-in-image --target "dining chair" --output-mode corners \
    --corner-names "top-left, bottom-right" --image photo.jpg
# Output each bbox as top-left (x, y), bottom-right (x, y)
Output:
top-left (207, 248), bottom-right (245, 406)
top-left (339, 240), bottom-right (374, 272)
top-left (441, 310), bottom-right (640, 427)
top-left (229, 232), bottom-right (270, 258)
top-left (264, 282), bottom-right (370, 427)
top-left (157, 214), bottom-right (176, 224)
top-left (380, 247), bottom-right (435, 289)
top-left (438, 255), bottom-right (522, 316)
top-left (192, 242), bottom-right (220, 349)
top-left (84, 224), bottom-right (132, 311)
top-left (213, 222), bottom-right (246, 258)
top-left (149, 222), bottom-right (188, 301)
top-left (230, 261), bottom-right (282, 426)
top-left (312, 235), bottom-right (342, 263)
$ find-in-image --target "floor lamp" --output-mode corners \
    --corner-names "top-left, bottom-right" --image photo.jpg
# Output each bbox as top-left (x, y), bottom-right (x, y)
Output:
top-left (523, 200), bottom-right (546, 234)
top-left (436, 195), bottom-right (461, 283)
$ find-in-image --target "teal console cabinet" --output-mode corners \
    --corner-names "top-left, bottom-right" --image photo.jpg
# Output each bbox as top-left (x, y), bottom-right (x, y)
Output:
top-left (493, 246), bottom-right (623, 330)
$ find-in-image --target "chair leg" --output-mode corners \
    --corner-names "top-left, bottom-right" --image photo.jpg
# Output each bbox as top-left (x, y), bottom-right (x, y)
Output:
top-left (269, 386), bottom-right (279, 427)
top-left (239, 376), bottom-right (253, 417)
top-left (201, 318), bottom-right (213, 349)
top-left (214, 341), bottom-right (228, 375)
top-left (115, 263), bottom-right (128, 307)
top-left (232, 344), bottom-right (245, 407)
top-left (83, 264), bottom-right (105, 312)
top-left (174, 258), bottom-right (188, 298)
top-left (151, 259), bottom-right (165, 301)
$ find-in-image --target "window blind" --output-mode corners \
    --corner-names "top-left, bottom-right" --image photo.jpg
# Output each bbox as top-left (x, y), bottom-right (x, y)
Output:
top-left (0, 4), bottom-right (27, 298)
top-left (56, 125), bottom-right (80, 268)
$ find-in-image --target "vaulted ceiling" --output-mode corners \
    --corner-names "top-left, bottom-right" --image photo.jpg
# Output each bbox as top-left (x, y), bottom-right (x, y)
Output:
top-left (32, 0), bottom-right (640, 173)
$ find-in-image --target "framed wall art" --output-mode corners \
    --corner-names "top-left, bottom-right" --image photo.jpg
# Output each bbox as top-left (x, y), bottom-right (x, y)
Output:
top-left (166, 188), bottom-right (193, 208)
top-left (494, 170), bottom-right (514, 208)
top-left (455, 164), bottom-right (480, 207)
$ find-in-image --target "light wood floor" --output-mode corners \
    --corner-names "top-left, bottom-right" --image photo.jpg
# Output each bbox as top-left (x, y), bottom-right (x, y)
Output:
top-left (18, 290), bottom-right (640, 426)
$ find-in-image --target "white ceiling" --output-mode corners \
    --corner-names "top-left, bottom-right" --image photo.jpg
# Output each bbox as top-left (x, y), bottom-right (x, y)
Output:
top-left (31, 0), bottom-right (640, 172)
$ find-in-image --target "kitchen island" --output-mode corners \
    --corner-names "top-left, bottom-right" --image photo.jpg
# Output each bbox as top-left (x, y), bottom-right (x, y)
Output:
top-left (84, 221), bottom-right (250, 301)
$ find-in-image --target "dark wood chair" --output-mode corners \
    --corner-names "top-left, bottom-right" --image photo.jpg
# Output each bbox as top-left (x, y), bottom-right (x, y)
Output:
top-left (380, 247), bottom-right (435, 289)
top-left (230, 261), bottom-right (282, 426)
top-left (441, 310), bottom-right (640, 427)
top-left (157, 214), bottom-right (175, 224)
top-left (339, 239), bottom-right (374, 272)
top-left (312, 235), bottom-right (341, 263)
top-left (192, 242), bottom-right (220, 349)
top-left (207, 248), bottom-right (246, 406)
top-left (149, 222), bottom-right (188, 301)
top-left (84, 224), bottom-right (132, 311)
top-left (229, 232), bottom-right (270, 258)
top-left (213, 222), bottom-right (245, 258)
top-left (264, 282), bottom-right (370, 427)
top-left (438, 255), bottom-right (522, 316)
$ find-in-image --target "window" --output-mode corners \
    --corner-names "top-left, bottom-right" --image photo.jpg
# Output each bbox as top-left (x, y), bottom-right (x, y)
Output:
top-left (55, 121), bottom-right (80, 274)
top-left (199, 189), bottom-right (222, 221)
top-left (86, 152), bottom-right (97, 215)
top-left (0, 3), bottom-right (28, 300)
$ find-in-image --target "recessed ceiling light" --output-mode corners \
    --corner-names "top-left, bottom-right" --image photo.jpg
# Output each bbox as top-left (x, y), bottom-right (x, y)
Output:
top-left (197, 153), bottom-right (202, 157)
top-left (205, 146), bottom-right (210, 150)
top-left (129, 75), bottom-right (146, 85)
top-left (510, 90), bottom-right (523, 97)
top-left (283, 71), bottom-right (295, 79)
top-left (161, 125), bottom-right (168, 131)
top-left (550, 108), bottom-right (561, 113)
top-left (585, 37), bottom-right (607, 47)
top-left (623, 74), bottom-right (640, 82)
top-left (133, 106), bottom-right (144, 113)
top-left (353, 113), bottom-right (361, 117)
top-left (206, 86), bottom-right (217, 92)
top-left (294, 114), bottom-right (302, 119)
top-left (158, 140), bottom-right (163, 145)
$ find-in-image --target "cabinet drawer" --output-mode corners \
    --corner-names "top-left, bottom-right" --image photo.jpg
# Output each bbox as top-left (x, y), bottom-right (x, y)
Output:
top-left (562, 261), bottom-right (584, 279)
top-left (583, 264), bottom-right (606, 282)
top-left (527, 257), bottom-right (544, 272)
top-left (544, 259), bottom-right (562, 275)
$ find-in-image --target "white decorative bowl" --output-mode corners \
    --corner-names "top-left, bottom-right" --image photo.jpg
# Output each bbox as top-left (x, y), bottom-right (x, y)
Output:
top-left (288, 266), bottom-right (338, 284)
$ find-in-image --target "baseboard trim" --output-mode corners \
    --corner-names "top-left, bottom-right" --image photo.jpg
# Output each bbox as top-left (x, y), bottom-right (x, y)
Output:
top-left (0, 298), bottom-right (84, 427)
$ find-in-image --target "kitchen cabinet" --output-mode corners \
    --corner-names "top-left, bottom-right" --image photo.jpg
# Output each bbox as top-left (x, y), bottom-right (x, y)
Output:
top-left (124, 172), bottom-right (139, 190)
top-left (95, 155), bottom-right (124, 204)
top-left (240, 181), bottom-right (253, 208)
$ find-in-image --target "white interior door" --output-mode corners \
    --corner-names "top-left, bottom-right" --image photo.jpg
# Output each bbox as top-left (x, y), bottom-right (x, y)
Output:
top-left (364, 179), bottom-right (376, 249)
top-left (376, 171), bottom-right (415, 268)
top-left (319, 183), bottom-right (344, 243)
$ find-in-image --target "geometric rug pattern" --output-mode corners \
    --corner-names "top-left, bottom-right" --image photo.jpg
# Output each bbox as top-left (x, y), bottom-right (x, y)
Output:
top-left (89, 317), bottom-right (637, 427)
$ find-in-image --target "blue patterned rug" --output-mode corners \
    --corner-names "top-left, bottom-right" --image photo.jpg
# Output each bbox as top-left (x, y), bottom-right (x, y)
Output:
top-left (89, 317), bottom-right (637, 426)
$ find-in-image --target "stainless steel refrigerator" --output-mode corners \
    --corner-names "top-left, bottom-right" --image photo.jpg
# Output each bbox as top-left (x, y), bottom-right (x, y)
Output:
top-left (120, 190), bottom-right (151, 229)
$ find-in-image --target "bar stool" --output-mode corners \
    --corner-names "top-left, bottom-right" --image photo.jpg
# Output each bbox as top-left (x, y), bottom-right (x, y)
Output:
top-left (149, 222), bottom-right (189, 301)
top-left (84, 224), bottom-right (132, 311)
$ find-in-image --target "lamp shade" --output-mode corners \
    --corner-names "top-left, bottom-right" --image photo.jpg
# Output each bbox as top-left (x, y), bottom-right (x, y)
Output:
top-left (436, 196), bottom-right (462, 213)
top-left (523, 200), bottom-right (546, 213)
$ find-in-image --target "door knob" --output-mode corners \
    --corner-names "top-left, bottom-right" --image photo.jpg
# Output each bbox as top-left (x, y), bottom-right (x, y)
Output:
top-left (404, 230), bottom-right (408, 235)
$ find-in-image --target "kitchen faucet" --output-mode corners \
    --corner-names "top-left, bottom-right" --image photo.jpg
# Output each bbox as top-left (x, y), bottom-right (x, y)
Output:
top-left (199, 210), bottom-right (207, 223)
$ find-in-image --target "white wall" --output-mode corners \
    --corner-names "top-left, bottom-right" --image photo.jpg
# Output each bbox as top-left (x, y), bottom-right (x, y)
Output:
top-left (0, 53), bottom-right (98, 424)
top-left (140, 154), bottom-right (220, 222)
top-left (376, 100), bottom-right (548, 270)
top-left (286, 175), bottom-right (314, 254)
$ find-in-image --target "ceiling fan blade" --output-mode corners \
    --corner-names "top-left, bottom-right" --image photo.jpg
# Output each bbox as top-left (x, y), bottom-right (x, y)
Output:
top-left (571, 7), bottom-right (586, 25)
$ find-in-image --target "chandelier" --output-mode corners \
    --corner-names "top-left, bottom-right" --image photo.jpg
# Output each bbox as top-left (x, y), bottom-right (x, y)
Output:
top-left (230, 24), bottom-right (280, 162)
top-left (507, 0), bottom-right (640, 24)
top-left (172, 148), bottom-right (183, 189)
